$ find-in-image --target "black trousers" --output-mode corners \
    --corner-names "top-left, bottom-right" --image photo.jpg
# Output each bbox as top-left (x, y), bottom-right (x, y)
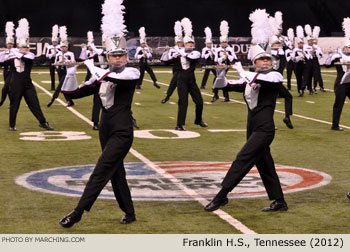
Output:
top-left (302, 60), bottom-right (314, 92)
top-left (286, 61), bottom-right (295, 90)
top-left (201, 68), bottom-right (216, 88)
top-left (222, 130), bottom-right (284, 201)
top-left (332, 83), bottom-right (350, 128)
top-left (313, 60), bottom-right (324, 89)
top-left (277, 56), bottom-right (287, 74)
top-left (92, 93), bottom-right (101, 124)
top-left (49, 62), bottom-right (59, 90)
top-left (138, 61), bottom-right (157, 86)
top-left (176, 76), bottom-right (203, 126)
top-left (278, 84), bottom-right (293, 117)
top-left (52, 68), bottom-right (72, 102)
top-left (166, 71), bottom-right (179, 97)
top-left (0, 79), bottom-right (9, 104)
top-left (295, 61), bottom-right (304, 91)
top-left (76, 114), bottom-right (135, 215)
top-left (8, 77), bottom-right (46, 127)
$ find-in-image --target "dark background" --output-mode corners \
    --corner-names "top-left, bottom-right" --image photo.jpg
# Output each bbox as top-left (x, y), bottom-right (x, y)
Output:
top-left (0, 0), bottom-right (349, 38)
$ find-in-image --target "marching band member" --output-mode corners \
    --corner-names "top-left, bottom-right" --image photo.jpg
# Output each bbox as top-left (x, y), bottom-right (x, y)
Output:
top-left (174, 17), bottom-right (207, 131)
top-left (274, 11), bottom-right (290, 73)
top-left (47, 26), bottom-right (75, 107)
top-left (200, 27), bottom-right (216, 89)
top-left (160, 21), bottom-right (183, 103)
top-left (285, 28), bottom-right (295, 91)
top-left (293, 26), bottom-right (306, 96)
top-left (79, 31), bottom-right (99, 81)
top-left (212, 20), bottom-right (237, 102)
top-left (324, 18), bottom-right (350, 131)
top-left (269, 14), bottom-right (293, 129)
top-left (4, 19), bottom-right (53, 131)
top-left (205, 9), bottom-right (287, 212)
top-left (46, 25), bottom-right (61, 91)
top-left (312, 26), bottom-right (325, 93)
top-left (59, 0), bottom-right (140, 228)
top-left (134, 27), bottom-right (160, 89)
top-left (78, 31), bottom-right (102, 130)
top-left (0, 21), bottom-right (15, 107)
top-left (303, 24), bottom-right (316, 95)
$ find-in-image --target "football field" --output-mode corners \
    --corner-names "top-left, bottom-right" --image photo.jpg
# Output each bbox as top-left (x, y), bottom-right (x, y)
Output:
top-left (0, 66), bottom-right (350, 234)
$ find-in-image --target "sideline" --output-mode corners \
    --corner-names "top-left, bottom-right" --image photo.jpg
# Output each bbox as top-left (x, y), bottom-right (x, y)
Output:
top-left (31, 79), bottom-right (257, 234)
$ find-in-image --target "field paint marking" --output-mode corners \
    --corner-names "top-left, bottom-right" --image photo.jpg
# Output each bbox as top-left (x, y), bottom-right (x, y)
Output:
top-left (204, 102), bottom-right (212, 105)
top-left (143, 78), bottom-right (350, 129)
top-left (306, 101), bottom-right (315, 104)
top-left (169, 101), bottom-right (176, 105)
top-left (134, 102), bottom-right (141, 106)
top-left (208, 129), bottom-right (246, 132)
top-left (32, 78), bottom-right (256, 234)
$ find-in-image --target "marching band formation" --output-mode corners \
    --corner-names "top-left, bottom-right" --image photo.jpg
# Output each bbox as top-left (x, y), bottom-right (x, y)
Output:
top-left (1, 0), bottom-right (350, 227)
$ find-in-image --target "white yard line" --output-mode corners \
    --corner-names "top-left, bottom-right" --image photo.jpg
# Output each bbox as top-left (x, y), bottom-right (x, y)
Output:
top-left (143, 78), bottom-right (350, 129)
top-left (32, 78), bottom-right (256, 234)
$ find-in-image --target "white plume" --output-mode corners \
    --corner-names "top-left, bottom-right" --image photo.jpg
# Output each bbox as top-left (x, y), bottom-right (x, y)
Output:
top-left (5, 21), bottom-right (15, 38)
top-left (342, 18), bottom-right (350, 39)
top-left (101, 0), bottom-right (127, 37)
top-left (296, 25), bottom-right (304, 38)
top-left (268, 16), bottom-right (279, 36)
top-left (174, 21), bottom-right (182, 37)
top-left (59, 26), bottom-right (68, 41)
top-left (274, 11), bottom-right (283, 27)
top-left (304, 24), bottom-right (312, 36)
top-left (52, 24), bottom-right (59, 39)
top-left (181, 17), bottom-right (192, 36)
top-left (138, 27), bottom-right (146, 40)
top-left (249, 9), bottom-right (270, 44)
top-left (220, 20), bottom-right (229, 36)
top-left (313, 26), bottom-right (320, 39)
top-left (87, 31), bottom-right (94, 42)
top-left (287, 28), bottom-right (294, 41)
top-left (204, 27), bottom-right (212, 39)
top-left (15, 18), bottom-right (29, 40)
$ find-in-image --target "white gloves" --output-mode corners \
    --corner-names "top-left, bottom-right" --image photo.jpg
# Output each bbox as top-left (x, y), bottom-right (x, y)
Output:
top-left (231, 61), bottom-right (244, 75)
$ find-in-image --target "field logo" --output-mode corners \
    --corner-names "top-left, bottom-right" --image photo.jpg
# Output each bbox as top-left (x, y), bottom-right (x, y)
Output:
top-left (16, 161), bottom-right (332, 200)
top-left (19, 131), bottom-right (91, 141)
top-left (134, 130), bottom-right (200, 139)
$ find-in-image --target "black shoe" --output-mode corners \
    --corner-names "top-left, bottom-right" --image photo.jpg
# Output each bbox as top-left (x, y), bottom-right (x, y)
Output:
top-left (320, 87), bottom-right (326, 92)
top-left (135, 85), bottom-right (141, 89)
top-left (195, 121), bottom-right (208, 127)
top-left (47, 99), bottom-right (54, 107)
top-left (313, 88), bottom-right (317, 94)
top-left (211, 95), bottom-right (219, 102)
top-left (39, 122), bottom-right (54, 130)
top-left (308, 90), bottom-right (313, 95)
top-left (283, 117), bottom-right (294, 129)
top-left (132, 118), bottom-right (139, 129)
top-left (8, 126), bottom-right (17, 131)
top-left (261, 200), bottom-right (288, 212)
top-left (92, 123), bottom-right (99, 130)
top-left (59, 210), bottom-right (82, 228)
top-left (347, 192), bottom-right (350, 200)
top-left (204, 197), bottom-right (229, 212)
top-left (298, 90), bottom-right (304, 97)
top-left (161, 96), bottom-right (169, 104)
top-left (66, 101), bottom-right (75, 107)
top-left (200, 86), bottom-right (206, 89)
top-left (175, 125), bottom-right (186, 131)
top-left (50, 88), bottom-right (56, 91)
top-left (331, 126), bottom-right (343, 131)
top-left (223, 97), bottom-right (230, 102)
top-left (154, 82), bottom-right (160, 89)
top-left (120, 214), bottom-right (136, 224)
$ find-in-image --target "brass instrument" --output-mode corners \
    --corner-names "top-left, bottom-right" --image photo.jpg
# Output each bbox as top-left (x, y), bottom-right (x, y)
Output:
top-left (0, 48), bottom-right (8, 51)
top-left (73, 43), bottom-right (104, 48)
top-left (52, 61), bottom-right (117, 67)
top-left (334, 62), bottom-right (350, 65)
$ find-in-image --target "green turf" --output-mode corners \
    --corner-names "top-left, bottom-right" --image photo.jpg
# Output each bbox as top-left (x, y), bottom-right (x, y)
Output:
top-left (0, 66), bottom-right (350, 233)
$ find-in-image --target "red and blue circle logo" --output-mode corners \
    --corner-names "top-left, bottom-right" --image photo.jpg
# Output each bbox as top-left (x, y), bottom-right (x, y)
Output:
top-left (16, 161), bottom-right (332, 200)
